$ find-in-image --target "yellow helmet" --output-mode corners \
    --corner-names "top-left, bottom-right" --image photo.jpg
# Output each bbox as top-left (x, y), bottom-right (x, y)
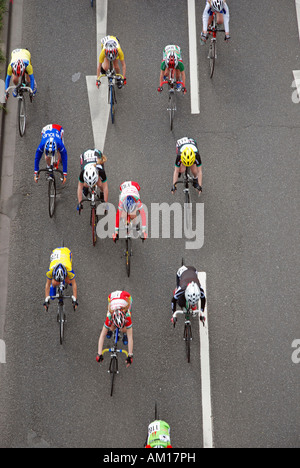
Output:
top-left (181, 147), bottom-right (195, 167)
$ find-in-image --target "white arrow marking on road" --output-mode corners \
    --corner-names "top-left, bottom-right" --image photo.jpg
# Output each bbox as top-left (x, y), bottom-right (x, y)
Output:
top-left (198, 272), bottom-right (213, 448)
top-left (293, 2), bottom-right (300, 103)
top-left (187, 0), bottom-right (200, 114)
top-left (295, 0), bottom-right (300, 41)
top-left (86, 0), bottom-right (109, 150)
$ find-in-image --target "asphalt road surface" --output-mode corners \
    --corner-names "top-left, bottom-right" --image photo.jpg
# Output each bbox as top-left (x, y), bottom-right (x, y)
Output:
top-left (0, 0), bottom-right (299, 448)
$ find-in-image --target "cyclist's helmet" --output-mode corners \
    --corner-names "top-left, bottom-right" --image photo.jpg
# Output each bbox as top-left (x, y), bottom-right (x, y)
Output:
top-left (185, 282), bottom-right (201, 307)
top-left (12, 59), bottom-right (25, 77)
top-left (83, 164), bottom-right (99, 187)
top-left (122, 195), bottom-right (137, 214)
top-left (211, 0), bottom-right (224, 12)
top-left (105, 40), bottom-right (118, 61)
top-left (53, 264), bottom-right (67, 282)
top-left (112, 310), bottom-right (126, 329)
top-left (165, 52), bottom-right (178, 70)
top-left (45, 138), bottom-right (57, 156)
top-left (181, 147), bottom-right (196, 167)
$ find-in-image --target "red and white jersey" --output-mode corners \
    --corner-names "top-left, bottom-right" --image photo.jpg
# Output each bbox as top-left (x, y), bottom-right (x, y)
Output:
top-left (119, 181), bottom-right (141, 204)
top-left (108, 290), bottom-right (132, 311)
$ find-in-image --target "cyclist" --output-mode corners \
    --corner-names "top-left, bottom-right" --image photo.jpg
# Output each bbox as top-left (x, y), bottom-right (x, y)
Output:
top-left (5, 48), bottom-right (37, 98)
top-left (112, 181), bottom-right (147, 242)
top-left (76, 149), bottom-right (108, 211)
top-left (200, 0), bottom-right (230, 44)
top-left (44, 247), bottom-right (78, 311)
top-left (145, 420), bottom-right (172, 448)
top-left (171, 265), bottom-right (206, 325)
top-left (96, 35), bottom-right (126, 89)
top-left (96, 290), bottom-right (133, 367)
top-left (158, 45), bottom-right (186, 94)
top-left (171, 137), bottom-right (203, 194)
top-left (34, 124), bottom-right (68, 184)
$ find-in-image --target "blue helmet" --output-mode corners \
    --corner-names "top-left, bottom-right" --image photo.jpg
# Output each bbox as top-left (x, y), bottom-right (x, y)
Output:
top-left (45, 138), bottom-right (57, 156)
top-left (53, 264), bottom-right (67, 282)
top-left (122, 196), bottom-right (136, 214)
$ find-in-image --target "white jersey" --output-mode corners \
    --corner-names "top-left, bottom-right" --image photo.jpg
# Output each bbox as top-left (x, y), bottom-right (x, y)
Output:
top-left (203, 1), bottom-right (230, 34)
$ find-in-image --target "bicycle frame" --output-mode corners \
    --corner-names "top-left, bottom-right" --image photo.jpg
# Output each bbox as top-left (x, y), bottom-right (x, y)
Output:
top-left (37, 154), bottom-right (64, 218)
top-left (207, 12), bottom-right (225, 78)
top-left (50, 281), bottom-right (72, 345)
top-left (97, 62), bottom-right (124, 124)
top-left (102, 328), bottom-right (129, 396)
top-left (160, 70), bottom-right (184, 131)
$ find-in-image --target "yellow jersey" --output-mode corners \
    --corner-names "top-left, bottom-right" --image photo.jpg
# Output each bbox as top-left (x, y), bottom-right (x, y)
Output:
top-left (99, 36), bottom-right (125, 63)
top-left (6, 49), bottom-right (33, 77)
top-left (46, 248), bottom-right (75, 281)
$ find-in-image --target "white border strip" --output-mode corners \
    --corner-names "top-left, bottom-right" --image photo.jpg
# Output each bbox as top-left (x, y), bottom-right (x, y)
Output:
top-left (187, 0), bottom-right (200, 114)
top-left (198, 272), bottom-right (213, 448)
top-left (296, 0), bottom-right (300, 41)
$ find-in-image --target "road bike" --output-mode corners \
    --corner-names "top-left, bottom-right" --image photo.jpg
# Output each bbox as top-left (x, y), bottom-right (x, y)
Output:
top-left (97, 62), bottom-right (124, 124)
top-left (117, 214), bottom-right (145, 277)
top-left (174, 166), bottom-right (200, 232)
top-left (172, 307), bottom-right (204, 363)
top-left (6, 75), bottom-right (33, 137)
top-left (79, 185), bottom-right (103, 247)
top-left (37, 155), bottom-right (64, 218)
top-left (50, 281), bottom-right (76, 345)
top-left (159, 69), bottom-right (185, 131)
top-left (207, 12), bottom-right (225, 78)
top-left (102, 328), bottom-right (128, 396)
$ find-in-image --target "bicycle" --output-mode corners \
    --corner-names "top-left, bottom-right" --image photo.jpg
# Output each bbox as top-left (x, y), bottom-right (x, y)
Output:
top-left (49, 281), bottom-right (76, 345)
top-left (6, 74), bottom-right (33, 137)
top-left (102, 328), bottom-right (128, 396)
top-left (37, 154), bottom-right (64, 218)
top-left (174, 166), bottom-right (201, 231)
top-left (172, 307), bottom-right (205, 363)
top-left (159, 69), bottom-right (185, 131)
top-left (78, 185), bottom-right (103, 247)
top-left (117, 214), bottom-right (145, 277)
top-left (96, 62), bottom-right (124, 124)
top-left (207, 12), bottom-right (225, 79)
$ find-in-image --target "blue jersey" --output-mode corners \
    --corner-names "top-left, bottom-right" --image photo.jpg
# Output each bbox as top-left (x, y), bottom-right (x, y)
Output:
top-left (34, 124), bottom-right (68, 174)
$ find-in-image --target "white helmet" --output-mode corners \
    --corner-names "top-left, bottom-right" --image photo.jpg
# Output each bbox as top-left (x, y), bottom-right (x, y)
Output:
top-left (83, 165), bottom-right (98, 187)
top-left (211, 0), bottom-right (224, 12)
top-left (185, 282), bottom-right (201, 307)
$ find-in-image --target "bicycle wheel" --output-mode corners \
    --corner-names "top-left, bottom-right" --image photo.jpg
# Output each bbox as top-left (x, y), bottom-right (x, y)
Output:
top-left (48, 176), bottom-right (56, 218)
top-left (18, 97), bottom-right (26, 137)
top-left (91, 206), bottom-right (97, 246)
top-left (125, 237), bottom-right (131, 277)
top-left (169, 92), bottom-right (175, 131)
top-left (184, 189), bottom-right (192, 232)
top-left (58, 303), bottom-right (65, 345)
top-left (109, 356), bottom-right (118, 396)
top-left (209, 41), bottom-right (216, 79)
top-left (109, 85), bottom-right (115, 124)
top-left (184, 323), bottom-right (192, 363)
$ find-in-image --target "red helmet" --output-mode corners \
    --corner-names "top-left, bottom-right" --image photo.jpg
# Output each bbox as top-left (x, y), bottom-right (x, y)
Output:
top-left (165, 52), bottom-right (178, 70)
top-left (12, 59), bottom-right (25, 77)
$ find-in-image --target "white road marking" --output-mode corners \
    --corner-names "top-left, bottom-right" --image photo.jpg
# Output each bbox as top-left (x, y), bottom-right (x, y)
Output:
top-left (295, 0), bottom-right (300, 40)
top-left (86, 0), bottom-right (109, 150)
top-left (187, 0), bottom-right (200, 114)
top-left (292, 70), bottom-right (300, 103)
top-left (198, 272), bottom-right (214, 448)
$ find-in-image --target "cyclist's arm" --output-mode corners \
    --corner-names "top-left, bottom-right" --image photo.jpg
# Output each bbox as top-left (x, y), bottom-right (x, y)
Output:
top-left (202, 3), bottom-right (211, 33)
top-left (34, 144), bottom-right (44, 173)
top-left (120, 59), bottom-right (126, 79)
top-left (180, 70), bottom-right (186, 88)
top-left (68, 277), bottom-right (77, 300)
top-left (196, 165), bottom-right (203, 187)
top-left (77, 179), bottom-right (84, 204)
top-left (59, 144), bottom-right (68, 176)
top-left (126, 326), bottom-right (133, 356)
top-left (97, 325), bottom-right (108, 356)
top-left (101, 180), bottom-right (109, 203)
top-left (223, 5), bottom-right (230, 34)
top-left (159, 69), bottom-right (165, 86)
top-left (45, 277), bottom-right (52, 298)
top-left (97, 61), bottom-right (101, 79)
top-left (172, 165), bottom-right (180, 186)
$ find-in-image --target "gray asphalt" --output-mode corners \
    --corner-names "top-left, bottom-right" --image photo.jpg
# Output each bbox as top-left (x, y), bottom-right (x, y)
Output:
top-left (0, 0), bottom-right (299, 448)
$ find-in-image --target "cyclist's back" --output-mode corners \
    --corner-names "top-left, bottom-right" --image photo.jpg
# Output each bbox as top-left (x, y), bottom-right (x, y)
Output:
top-left (145, 420), bottom-right (172, 448)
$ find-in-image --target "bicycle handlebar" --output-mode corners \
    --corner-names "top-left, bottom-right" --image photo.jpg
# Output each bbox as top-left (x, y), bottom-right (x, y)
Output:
top-left (102, 348), bottom-right (129, 358)
top-left (160, 80), bottom-right (184, 87)
top-left (173, 309), bottom-right (202, 317)
top-left (6, 85), bottom-right (33, 93)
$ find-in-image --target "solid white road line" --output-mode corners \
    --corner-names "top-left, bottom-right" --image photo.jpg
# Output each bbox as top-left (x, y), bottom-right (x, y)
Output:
top-left (295, 0), bottom-right (300, 40)
top-left (198, 272), bottom-right (214, 448)
top-left (86, 0), bottom-right (109, 150)
top-left (187, 0), bottom-right (200, 114)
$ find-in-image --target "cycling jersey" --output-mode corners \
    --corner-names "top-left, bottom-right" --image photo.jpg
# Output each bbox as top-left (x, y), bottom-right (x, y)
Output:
top-left (105, 290), bottom-right (133, 329)
top-left (203, 1), bottom-right (230, 33)
top-left (172, 266), bottom-right (206, 312)
top-left (34, 124), bottom-right (68, 175)
top-left (145, 420), bottom-right (172, 448)
top-left (99, 36), bottom-right (125, 63)
top-left (5, 49), bottom-right (35, 91)
top-left (160, 45), bottom-right (184, 73)
top-left (115, 181), bottom-right (147, 231)
top-left (46, 247), bottom-right (75, 281)
top-left (78, 150), bottom-right (107, 183)
top-left (175, 137), bottom-right (202, 167)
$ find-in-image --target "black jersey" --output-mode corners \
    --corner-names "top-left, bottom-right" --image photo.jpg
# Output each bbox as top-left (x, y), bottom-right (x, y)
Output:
top-left (172, 266), bottom-right (206, 312)
top-left (78, 149), bottom-right (107, 183)
top-left (175, 137), bottom-right (202, 167)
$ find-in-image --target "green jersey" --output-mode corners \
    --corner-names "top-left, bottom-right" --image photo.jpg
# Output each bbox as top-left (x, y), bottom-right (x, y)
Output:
top-left (161, 45), bottom-right (184, 72)
top-left (146, 420), bottom-right (172, 448)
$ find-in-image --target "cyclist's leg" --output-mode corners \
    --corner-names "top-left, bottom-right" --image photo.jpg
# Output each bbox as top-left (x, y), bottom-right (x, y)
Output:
top-left (217, 12), bottom-right (224, 25)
